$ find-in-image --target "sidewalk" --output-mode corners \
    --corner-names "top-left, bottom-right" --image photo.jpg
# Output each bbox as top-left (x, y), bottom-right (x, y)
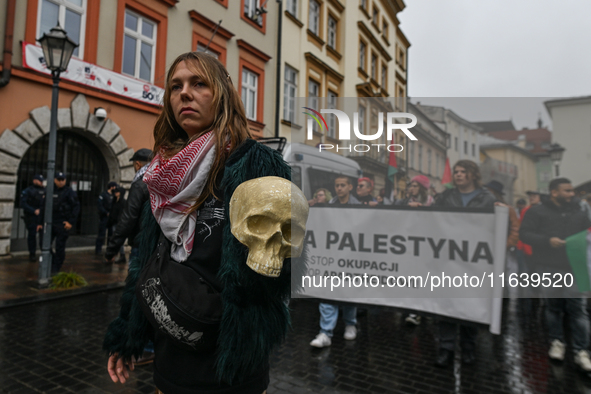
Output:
top-left (0, 248), bottom-right (127, 308)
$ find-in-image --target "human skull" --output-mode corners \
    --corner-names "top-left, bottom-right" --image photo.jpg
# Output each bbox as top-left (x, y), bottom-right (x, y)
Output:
top-left (230, 176), bottom-right (309, 277)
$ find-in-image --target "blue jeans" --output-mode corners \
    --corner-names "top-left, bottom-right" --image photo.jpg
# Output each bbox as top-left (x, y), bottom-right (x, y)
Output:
top-left (319, 303), bottom-right (357, 337)
top-left (546, 297), bottom-right (590, 351)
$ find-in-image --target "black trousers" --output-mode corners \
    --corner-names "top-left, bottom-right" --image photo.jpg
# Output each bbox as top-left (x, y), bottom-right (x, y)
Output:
top-left (51, 225), bottom-right (70, 273)
top-left (438, 321), bottom-right (477, 352)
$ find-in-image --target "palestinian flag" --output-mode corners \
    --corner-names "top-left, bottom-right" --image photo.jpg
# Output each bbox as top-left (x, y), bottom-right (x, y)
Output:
top-left (565, 228), bottom-right (591, 292)
top-left (441, 158), bottom-right (453, 189)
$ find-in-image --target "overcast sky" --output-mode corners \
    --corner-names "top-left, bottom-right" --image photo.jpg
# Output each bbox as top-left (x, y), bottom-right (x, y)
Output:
top-left (398, 0), bottom-right (591, 129)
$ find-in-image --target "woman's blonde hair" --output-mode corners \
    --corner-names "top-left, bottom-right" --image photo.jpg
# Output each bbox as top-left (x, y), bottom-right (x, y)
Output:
top-left (153, 52), bottom-right (252, 210)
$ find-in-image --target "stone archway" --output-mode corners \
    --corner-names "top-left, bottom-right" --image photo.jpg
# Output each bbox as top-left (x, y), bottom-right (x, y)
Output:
top-left (0, 94), bottom-right (135, 255)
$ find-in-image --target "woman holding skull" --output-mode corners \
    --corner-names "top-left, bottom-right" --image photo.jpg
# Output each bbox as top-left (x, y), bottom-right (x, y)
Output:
top-left (103, 52), bottom-right (304, 394)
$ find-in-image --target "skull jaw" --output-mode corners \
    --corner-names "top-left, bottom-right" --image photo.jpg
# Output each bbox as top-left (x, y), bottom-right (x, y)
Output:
top-left (246, 249), bottom-right (285, 278)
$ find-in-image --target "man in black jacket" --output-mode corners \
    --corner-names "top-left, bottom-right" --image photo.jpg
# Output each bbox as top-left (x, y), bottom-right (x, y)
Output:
top-left (433, 160), bottom-right (496, 367)
top-left (38, 172), bottom-right (80, 273)
top-left (20, 174), bottom-right (45, 261)
top-left (96, 181), bottom-right (118, 255)
top-left (105, 149), bottom-right (151, 265)
top-left (106, 148), bottom-right (154, 364)
top-left (520, 177), bottom-right (591, 372)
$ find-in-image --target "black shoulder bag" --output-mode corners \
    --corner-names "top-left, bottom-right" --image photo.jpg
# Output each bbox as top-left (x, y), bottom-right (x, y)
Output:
top-left (136, 234), bottom-right (223, 352)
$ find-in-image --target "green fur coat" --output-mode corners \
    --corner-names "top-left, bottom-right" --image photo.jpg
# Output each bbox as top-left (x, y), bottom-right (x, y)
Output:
top-left (103, 139), bottom-right (302, 384)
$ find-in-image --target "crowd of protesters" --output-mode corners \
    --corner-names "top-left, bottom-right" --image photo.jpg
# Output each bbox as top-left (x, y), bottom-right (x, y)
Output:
top-left (307, 159), bottom-right (591, 374)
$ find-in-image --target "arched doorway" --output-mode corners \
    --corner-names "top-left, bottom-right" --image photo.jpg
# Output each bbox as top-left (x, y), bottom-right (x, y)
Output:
top-left (11, 131), bottom-right (110, 251)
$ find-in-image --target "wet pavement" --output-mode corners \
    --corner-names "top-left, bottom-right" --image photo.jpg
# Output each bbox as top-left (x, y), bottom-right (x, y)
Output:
top-left (0, 250), bottom-right (126, 307)
top-left (1, 291), bottom-right (591, 393)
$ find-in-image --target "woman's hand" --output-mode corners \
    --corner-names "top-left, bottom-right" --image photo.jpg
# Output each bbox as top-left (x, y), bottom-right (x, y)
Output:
top-left (408, 202), bottom-right (423, 208)
top-left (107, 353), bottom-right (134, 383)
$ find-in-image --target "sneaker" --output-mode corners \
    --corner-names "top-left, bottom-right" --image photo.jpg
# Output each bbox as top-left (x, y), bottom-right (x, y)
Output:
top-left (344, 325), bottom-right (357, 340)
top-left (310, 333), bottom-right (331, 348)
top-left (548, 339), bottom-right (565, 361)
top-left (405, 314), bottom-right (421, 326)
top-left (575, 350), bottom-right (591, 372)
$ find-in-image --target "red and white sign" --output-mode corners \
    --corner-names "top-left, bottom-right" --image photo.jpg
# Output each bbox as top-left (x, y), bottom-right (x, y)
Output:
top-left (23, 42), bottom-right (164, 106)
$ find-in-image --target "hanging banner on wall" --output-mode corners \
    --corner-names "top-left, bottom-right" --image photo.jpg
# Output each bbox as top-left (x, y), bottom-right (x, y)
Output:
top-left (22, 42), bottom-right (164, 106)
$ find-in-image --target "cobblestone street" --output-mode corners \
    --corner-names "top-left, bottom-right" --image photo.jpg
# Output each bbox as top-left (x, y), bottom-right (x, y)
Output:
top-left (1, 291), bottom-right (591, 393)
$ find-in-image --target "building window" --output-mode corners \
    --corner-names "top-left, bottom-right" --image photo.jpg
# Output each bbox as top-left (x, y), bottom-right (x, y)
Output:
top-left (454, 137), bottom-right (458, 151)
top-left (525, 142), bottom-right (534, 150)
top-left (308, 79), bottom-right (320, 131)
top-left (122, 9), bottom-right (156, 82)
top-left (408, 142), bottom-right (414, 169)
top-left (418, 144), bottom-right (423, 172)
top-left (283, 65), bottom-right (297, 123)
top-left (472, 143), bottom-right (476, 156)
top-left (327, 91), bottom-right (337, 139)
top-left (358, 105), bottom-right (366, 136)
top-left (244, 0), bottom-right (263, 26)
top-left (327, 15), bottom-right (337, 50)
top-left (309, 0), bottom-right (320, 36)
top-left (361, 0), bottom-right (367, 10)
top-left (359, 41), bottom-right (366, 70)
top-left (196, 43), bottom-right (219, 59)
top-left (381, 64), bottom-right (387, 87)
top-left (427, 148), bottom-right (432, 175)
top-left (436, 153), bottom-right (440, 177)
top-left (371, 53), bottom-right (377, 80)
top-left (372, 7), bottom-right (379, 26)
top-left (383, 19), bottom-right (389, 40)
top-left (38, 0), bottom-right (86, 58)
top-left (464, 140), bottom-right (468, 155)
top-left (286, 0), bottom-right (298, 16)
top-left (241, 68), bottom-right (258, 120)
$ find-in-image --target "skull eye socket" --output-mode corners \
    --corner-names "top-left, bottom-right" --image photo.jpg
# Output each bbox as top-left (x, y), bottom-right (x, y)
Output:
top-left (246, 215), bottom-right (276, 234)
top-left (283, 223), bottom-right (306, 244)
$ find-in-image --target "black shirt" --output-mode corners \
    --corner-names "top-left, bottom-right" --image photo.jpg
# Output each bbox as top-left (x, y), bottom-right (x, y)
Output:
top-left (152, 195), bottom-right (269, 394)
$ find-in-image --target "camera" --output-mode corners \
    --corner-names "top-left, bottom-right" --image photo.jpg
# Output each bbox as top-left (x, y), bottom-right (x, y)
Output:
top-left (94, 107), bottom-right (107, 121)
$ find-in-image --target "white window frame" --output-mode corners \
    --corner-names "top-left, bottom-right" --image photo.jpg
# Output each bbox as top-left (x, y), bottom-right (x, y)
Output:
top-left (283, 65), bottom-right (297, 123)
top-left (286, 0), bottom-right (298, 16)
top-left (242, 68), bottom-right (258, 121)
top-left (309, 0), bottom-right (320, 36)
top-left (122, 9), bottom-right (157, 82)
top-left (327, 91), bottom-right (337, 139)
top-left (37, 0), bottom-right (87, 60)
top-left (327, 15), bottom-right (337, 50)
top-left (244, 0), bottom-right (263, 26)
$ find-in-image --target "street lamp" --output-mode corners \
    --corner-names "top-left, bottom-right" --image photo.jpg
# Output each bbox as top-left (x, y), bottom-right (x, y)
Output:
top-left (548, 143), bottom-right (565, 178)
top-left (37, 25), bottom-right (78, 286)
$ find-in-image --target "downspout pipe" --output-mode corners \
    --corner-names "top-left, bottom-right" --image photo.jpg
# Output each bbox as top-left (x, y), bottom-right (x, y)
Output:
top-left (0, 0), bottom-right (16, 88)
top-left (274, 0), bottom-right (283, 137)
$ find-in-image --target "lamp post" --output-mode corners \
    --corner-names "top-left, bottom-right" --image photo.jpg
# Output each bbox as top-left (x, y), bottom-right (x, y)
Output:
top-left (37, 25), bottom-right (78, 286)
top-left (548, 143), bottom-right (565, 178)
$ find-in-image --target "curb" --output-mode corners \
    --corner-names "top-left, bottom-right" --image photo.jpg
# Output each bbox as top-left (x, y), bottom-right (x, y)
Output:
top-left (0, 282), bottom-right (125, 310)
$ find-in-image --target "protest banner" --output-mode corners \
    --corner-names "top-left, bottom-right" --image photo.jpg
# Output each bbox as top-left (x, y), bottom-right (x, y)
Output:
top-left (294, 205), bottom-right (508, 334)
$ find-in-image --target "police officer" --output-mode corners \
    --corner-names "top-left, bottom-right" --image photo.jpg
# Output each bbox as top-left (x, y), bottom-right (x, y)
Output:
top-left (38, 172), bottom-right (80, 273)
top-left (20, 174), bottom-right (45, 261)
top-left (95, 181), bottom-right (118, 255)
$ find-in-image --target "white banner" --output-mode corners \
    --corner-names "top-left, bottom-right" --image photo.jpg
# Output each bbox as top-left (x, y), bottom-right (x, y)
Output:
top-left (23, 42), bottom-right (164, 106)
top-left (295, 206), bottom-right (508, 334)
